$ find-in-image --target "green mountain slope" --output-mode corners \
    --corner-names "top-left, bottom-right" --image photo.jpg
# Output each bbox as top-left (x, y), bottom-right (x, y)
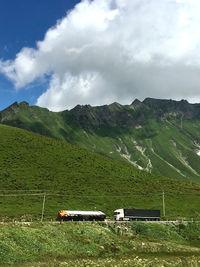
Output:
top-left (1, 98), bottom-right (200, 183)
top-left (0, 124), bottom-right (200, 220)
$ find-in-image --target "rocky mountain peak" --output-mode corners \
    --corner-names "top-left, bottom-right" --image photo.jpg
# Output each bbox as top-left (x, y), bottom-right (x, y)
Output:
top-left (2, 102), bottom-right (19, 113)
top-left (131, 99), bottom-right (143, 108)
top-left (2, 101), bottom-right (29, 113)
top-left (19, 101), bottom-right (29, 107)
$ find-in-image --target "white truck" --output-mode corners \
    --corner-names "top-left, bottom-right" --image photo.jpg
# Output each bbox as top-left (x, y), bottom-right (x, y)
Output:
top-left (114, 208), bottom-right (160, 221)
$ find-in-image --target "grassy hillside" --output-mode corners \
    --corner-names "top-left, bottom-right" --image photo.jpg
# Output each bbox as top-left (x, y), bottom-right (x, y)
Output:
top-left (0, 124), bottom-right (200, 220)
top-left (1, 100), bottom-right (200, 183)
top-left (1, 222), bottom-right (200, 266)
top-left (89, 118), bottom-right (200, 183)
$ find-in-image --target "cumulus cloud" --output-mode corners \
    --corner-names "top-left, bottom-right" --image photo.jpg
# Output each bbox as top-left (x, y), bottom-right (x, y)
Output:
top-left (1, 0), bottom-right (200, 111)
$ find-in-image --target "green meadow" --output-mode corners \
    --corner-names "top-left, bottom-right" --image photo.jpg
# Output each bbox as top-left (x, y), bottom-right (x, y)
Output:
top-left (0, 124), bottom-right (200, 220)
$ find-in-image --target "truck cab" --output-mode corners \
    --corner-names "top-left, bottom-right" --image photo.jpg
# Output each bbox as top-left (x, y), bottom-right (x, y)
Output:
top-left (114, 209), bottom-right (124, 221)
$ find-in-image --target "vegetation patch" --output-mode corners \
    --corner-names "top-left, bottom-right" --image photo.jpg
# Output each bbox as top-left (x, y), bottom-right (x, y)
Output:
top-left (0, 124), bottom-right (200, 220)
top-left (0, 222), bottom-right (200, 266)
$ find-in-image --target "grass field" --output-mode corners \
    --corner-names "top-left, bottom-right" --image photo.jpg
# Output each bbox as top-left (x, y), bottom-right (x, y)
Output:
top-left (0, 124), bottom-right (200, 220)
top-left (1, 222), bottom-right (200, 266)
top-left (1, 120), bottom-right (200, 266)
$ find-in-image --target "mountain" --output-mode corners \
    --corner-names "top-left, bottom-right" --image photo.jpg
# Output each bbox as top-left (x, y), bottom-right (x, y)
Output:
top-left (0, 123), bottom-right (200, 219)
top-left (1, 98), bottom-right (200, 182)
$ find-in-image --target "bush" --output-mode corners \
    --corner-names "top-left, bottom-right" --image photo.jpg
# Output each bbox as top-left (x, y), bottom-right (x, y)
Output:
top-left (131, 222), bottom-right (182, 241)
top-left (178, 222), bottom-right (200, 241)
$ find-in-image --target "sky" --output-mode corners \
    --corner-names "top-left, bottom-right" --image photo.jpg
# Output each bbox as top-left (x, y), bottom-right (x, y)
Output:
top-left (1, 0), bottom-right (200, 111)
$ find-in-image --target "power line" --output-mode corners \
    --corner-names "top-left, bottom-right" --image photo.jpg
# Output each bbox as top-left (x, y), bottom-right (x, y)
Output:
top-left (0, 192), bottom-right (200, 197)
top-left (0, 189), bottom-right (44, 192)
top-left (0, 193), bottom-right (45, 197)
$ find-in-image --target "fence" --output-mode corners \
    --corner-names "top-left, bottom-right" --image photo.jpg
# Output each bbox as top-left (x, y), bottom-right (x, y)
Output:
top-left (0, 190), bottom-right (200, 222)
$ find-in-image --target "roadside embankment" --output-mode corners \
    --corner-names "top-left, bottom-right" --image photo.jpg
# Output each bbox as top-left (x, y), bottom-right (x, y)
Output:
top-left (1, 221), bottom-right (200, 266)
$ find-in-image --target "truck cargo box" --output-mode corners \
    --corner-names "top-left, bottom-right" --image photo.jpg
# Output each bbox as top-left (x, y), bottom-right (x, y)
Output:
top-left (124, 209), bottom-right (160, 219)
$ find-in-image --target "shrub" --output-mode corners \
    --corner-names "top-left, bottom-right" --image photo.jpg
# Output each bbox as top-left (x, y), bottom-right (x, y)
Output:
top-left (131, 222), bottom-right (182, 241)
top-left (178, 222), bottom-right (200, 241)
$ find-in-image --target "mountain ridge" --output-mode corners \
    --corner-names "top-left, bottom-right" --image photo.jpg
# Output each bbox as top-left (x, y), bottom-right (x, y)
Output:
top-left (3, 97), bottom-right (200, 128)
top-left (1, 98), bottom-right (200, 183)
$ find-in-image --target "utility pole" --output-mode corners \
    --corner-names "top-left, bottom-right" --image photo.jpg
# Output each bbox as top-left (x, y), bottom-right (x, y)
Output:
top-left (162, 191), bottom-right (165, 217)
top-left (41, 192), bottom-right (46, 222)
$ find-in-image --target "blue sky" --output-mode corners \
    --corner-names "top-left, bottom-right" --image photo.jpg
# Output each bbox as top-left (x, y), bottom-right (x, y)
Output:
top-left (0, 0), bottom-right (80, 110)
top-left (1, 0), bottom-right (200, 112)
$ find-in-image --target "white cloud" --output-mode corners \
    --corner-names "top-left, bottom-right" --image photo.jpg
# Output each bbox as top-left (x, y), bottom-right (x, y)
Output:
top-left (1, 0), bottom-right (200, 110)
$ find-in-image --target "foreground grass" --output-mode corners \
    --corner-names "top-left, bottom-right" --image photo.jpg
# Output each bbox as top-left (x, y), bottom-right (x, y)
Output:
top-left (16, 256), bottom-right (200, 267)
top-left (1, 222), bottom-right (200, 266)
